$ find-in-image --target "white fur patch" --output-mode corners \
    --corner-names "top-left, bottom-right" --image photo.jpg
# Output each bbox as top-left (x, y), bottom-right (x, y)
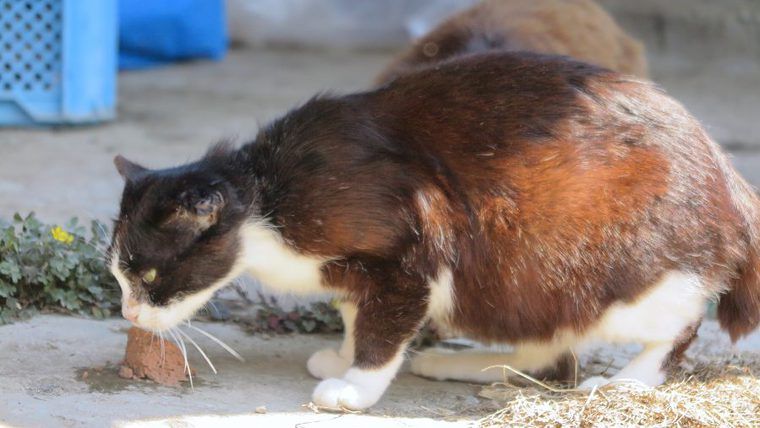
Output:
top-left (426, 268), bottom-right (456, 330)
top-left (110, 250), bottom-right (132, 300)
top-left (130, 281), bottom-right (230, 332)
top-left (240, 220), bottom-right (328, 295)
top-left (578, 342), bottom-right (672, 389)
top-left (307, 348), bottom-right (352, 380)
top-left (575, 271), bottom-right (708, 387)
top-left (312, 350), bottom-right (405, 410)
top-left (412, 271), bottom-right (709, 387)
top-left (584, 271), bottom-right (708, 346)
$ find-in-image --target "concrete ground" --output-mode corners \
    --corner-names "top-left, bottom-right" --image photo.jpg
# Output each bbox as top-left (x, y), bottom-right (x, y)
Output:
top-left (0, 316), bottom-right (489, 427)
top-left (0, 316), bottom-right (757, 428)
top-left (1, 46), bottom-right (760, 427)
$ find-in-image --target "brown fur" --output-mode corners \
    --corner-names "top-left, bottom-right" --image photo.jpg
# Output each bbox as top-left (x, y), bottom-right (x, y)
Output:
top-left (529, 353), bottom-right (576, 384)
top-left (720, 246), bottom-right (760, 341)
top-left (663, 321), bottom-right (702, 371)
top-left (376, 0), bottom-right (648, 85)
top-left (251, 53), bottom-right (758, 367)
top-left (113, 53), bottom-right (760, 402)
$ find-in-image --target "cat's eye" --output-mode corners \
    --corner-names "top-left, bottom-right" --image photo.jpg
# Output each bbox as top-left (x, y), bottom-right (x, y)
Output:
top-left (142, 269), bottom-right (157, 284)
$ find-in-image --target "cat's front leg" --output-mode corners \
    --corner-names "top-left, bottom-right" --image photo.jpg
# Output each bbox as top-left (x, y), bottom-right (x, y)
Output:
top-left (307, 301), bottom-right (357, 379)
top-left (311, 281), bottom-right (427, 410)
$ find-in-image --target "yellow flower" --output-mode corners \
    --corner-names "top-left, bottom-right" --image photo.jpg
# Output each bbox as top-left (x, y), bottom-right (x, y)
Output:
top-left (51, 226), bottom-right (74, 244)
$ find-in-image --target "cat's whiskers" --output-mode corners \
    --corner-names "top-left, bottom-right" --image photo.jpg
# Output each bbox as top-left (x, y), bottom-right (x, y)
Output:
top-left (176, 327), bottom-right (217, 374)
top-left (167, 328), bottom-right (194, 389)
top-left (92, 244), bottom-right (108, 258)
top-left (158, 330), bottom-right (166, 366)
top-left (93, 221), bottom-right (110, 243)
top-left (94, 240), bottom-right (110, 254)
top-left (207, 300), bottom-right (220, 315)
top-left (90, 239), bottom-right (112, 266)
top-left (184, 321), bottom-right (245, 362)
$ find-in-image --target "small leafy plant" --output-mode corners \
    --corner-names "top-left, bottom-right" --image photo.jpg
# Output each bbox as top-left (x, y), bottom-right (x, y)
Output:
top-left (244, 293), bottom-right (345, 334)
top-left (240, 292), bottom-right (440, 347)
top-left (0, 213), bottom-right (441, 347)
top-left (0, 213), bottom-right (120, 323)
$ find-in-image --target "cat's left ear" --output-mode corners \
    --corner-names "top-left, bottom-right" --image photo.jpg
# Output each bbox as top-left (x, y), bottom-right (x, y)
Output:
top-left (114, 155), bottom-right (148, 181)
top-left (175, 189), bottom-right (226, 232)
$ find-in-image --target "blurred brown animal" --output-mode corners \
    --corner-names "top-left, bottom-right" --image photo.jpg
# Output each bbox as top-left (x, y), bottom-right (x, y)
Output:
top-left (376, 0), bottom-right (648, 84)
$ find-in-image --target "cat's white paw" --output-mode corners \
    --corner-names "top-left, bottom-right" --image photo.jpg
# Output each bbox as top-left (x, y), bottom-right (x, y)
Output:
top-left (409, 349), bottom-right (452, 381)
top-left (312, 378), bottom-right (380, 410)
top-left (307, 348), bottom-right (351, 379)
top-left (578, 376), bottom-right (610, 390)
top-left (579, 371), bottom-right (665, 390)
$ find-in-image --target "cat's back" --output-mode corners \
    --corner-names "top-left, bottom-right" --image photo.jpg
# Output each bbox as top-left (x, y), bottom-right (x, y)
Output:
top-left (255, 51), bottom-right (753, 298)
top-left (373, 51), bottom-right (685, 171)
top-left (371, 51), bottom-right (745, 244)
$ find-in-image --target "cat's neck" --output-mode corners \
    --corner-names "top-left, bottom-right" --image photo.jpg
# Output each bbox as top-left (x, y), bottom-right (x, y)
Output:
top-left (226, 94), bottom-right (386, 295)
top-left (234, 94), bottom-right (382, 221)
top-left (237, 219), bottom-right (331, 296)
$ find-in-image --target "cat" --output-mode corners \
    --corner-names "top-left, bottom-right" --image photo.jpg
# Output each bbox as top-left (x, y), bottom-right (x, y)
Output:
top-left (376, 0), bottom-right (648, 85)
top-left (109, 51), bottom-right (760, 410)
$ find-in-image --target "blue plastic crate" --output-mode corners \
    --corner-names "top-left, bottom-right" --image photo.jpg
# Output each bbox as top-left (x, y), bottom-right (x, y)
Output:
top-left (0, 0), bottom-right (117, 126)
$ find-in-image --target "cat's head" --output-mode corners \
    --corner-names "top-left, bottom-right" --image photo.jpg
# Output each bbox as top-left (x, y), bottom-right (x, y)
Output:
top-left (108, 154), bottom-right (247, 332)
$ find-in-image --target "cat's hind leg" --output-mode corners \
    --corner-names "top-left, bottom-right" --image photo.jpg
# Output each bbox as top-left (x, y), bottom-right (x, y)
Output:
top-left (410, 340), bottom-right (576, 384)
top-left (578, 271), bottom-right (707, 389)
top-left (579, 321), bottom-right (700, 389)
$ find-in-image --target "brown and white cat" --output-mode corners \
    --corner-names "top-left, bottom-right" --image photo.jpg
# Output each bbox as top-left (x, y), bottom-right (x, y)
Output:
top-left (109, 52), bottom-right (760, 410)
top-left (376, 0), bottom-right (649, 85)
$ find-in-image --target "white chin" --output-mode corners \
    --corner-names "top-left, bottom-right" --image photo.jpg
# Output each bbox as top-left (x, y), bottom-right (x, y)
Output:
top-left (134, 288), bottom-right (216, 332)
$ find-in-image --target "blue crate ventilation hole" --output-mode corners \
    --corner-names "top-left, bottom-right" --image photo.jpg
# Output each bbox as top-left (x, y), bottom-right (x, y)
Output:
top-left (0, 0), bottom-right (116, 126)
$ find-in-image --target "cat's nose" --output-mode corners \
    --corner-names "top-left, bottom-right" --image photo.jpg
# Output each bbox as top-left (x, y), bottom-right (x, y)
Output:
top-left (122, 298), bottom-right (140, 323)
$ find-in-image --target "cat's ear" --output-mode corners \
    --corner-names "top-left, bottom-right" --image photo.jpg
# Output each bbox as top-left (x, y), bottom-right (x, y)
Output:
top-left (114, 155), bottom-right (148, 181)
top-left (175, 189), bottom-right (226, 232)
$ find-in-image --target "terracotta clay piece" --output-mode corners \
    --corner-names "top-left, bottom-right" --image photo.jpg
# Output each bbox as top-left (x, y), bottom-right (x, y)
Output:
top-left (119, 327), bottom-right (190, 386)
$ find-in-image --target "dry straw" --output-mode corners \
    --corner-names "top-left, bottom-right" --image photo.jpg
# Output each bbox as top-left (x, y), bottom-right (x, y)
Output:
top-left (478, 356), bottom-right (759, 427)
